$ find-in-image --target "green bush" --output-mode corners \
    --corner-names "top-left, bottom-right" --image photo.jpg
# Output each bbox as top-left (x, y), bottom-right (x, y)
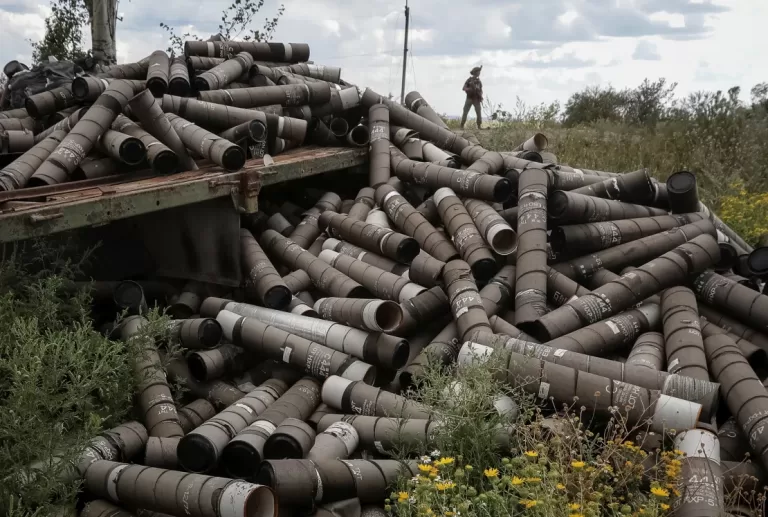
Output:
top-left (0, 241), bottom-right (136, 516)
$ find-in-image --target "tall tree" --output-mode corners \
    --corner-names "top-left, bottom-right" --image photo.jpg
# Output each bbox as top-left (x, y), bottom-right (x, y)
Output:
top-left (31, 0), bottom-right (119, 65)
top-left (160, 0), bottom-right (285, 56)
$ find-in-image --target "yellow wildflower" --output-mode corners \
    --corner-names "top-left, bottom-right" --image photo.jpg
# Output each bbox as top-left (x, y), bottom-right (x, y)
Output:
top-left (398, 492), bottom-right (409, 502)
top-left (569, 503), bottom-right (581, 510)
top-left (524, 450), bottom-right (539, 458)
top-left (445, 513), bottom-right (455, 517)
top-left (464, 465), bottom-right (473, 471)
top-left (525, 477), bottom-right (542, 483)
top-left (570, 514), bottom-right (585, 517)
top-left (625, 461), bottom-right (633, 467)
top-left (511, 476), bottom-right (524, 486)
top-left (520, 499), bottom-right (538, 509)
top-left (651, 487), bottom-right (669, 498)
top-left (418, 464), bottom-right (432, 473)
top-left (557, 483), bottom-right (566, 490)
top-left (571, 460), bottom-right (585, 469)
top-left (436, 457), bottom-right (455, 466)
top-left (661, 504), bottom-right (670, 511)
top-left (484, 468), bottom-right (499, 478)
top-left (435, 481), bottom-right (456, 491)
top-left (672, 489), bottom-right (681, 497)
top-left (623, 441), bottom-right (634, 447)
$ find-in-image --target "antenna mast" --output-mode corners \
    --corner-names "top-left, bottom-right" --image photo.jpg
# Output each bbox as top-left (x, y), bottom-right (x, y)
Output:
top-left (400, 0), bottom-right (410, 104)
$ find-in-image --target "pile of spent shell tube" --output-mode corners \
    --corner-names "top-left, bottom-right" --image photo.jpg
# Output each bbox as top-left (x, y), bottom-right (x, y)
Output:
top-left (10, 39), bottom-right (768, 517)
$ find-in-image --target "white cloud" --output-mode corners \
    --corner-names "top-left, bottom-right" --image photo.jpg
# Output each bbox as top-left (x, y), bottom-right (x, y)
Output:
top-left (1, 0), bottom-right (765, 116)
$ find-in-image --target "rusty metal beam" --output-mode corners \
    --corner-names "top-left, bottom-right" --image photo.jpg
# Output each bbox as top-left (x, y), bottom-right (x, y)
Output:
top-left (0, 146), bottom-right (367, 243)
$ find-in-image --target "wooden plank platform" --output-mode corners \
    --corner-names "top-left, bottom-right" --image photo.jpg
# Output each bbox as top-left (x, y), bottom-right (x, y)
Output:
top-left (0, 146), bottom-right (367, 243)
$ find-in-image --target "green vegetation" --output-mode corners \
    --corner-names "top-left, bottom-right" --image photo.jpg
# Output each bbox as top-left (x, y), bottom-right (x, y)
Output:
top-left (466, 78), bottom-right (768, 244)
top-left (0, 240), bottom-right (169, 517)
top-left (388, 359), bottom-right (763, 517)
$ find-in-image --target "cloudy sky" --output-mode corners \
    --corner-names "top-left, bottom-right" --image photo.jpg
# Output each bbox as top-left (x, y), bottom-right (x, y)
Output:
top-left (1, 0), bottom-right (765, 116)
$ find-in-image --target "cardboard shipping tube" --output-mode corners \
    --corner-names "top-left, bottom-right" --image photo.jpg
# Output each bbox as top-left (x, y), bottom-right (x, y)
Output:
top-left (553, 218), bottom-right (717, 281)
top-left (348, 187), bottom-right (376, 221)
top-left (314, 297), bottom-right (403, 333)
top-left (168, 56), bottom-right (191, 97)
top-left (143, 436), bottom-right (180, 469)
top-left (263, 417), bottom-right (316, 459)
top-left (187, 343), bottom-right (251, 382)
top-left (548, 190), bottom-right (667, 223)
top-left (166, 358), bottom-right (245, 409)
top-left (308, 421), bottom-right (360, 461)
top-left (1, 129), bottom-right (34, 153)
top-left (317, 249), bottom-right (423, 302)
top-left (165, 113), bottom-right (245, 171)
top-left (112, 115), bottom-right (178, 174)
top-left (82, 460), bottom-right (276, 517)
top-left (470, 332), bottom-right (719, 420)
top-left (667, 170), bottom-right (700, 214)
top-left (408, 251), bottom-right (446, 288)
top-left (71, 77), bottom-right (146, 103)
top-left (671, 428), bottom-right (723, 517)
top-left (128, 89), bottom-right (197, 171)
top-left (376, 184), bottom-right (458, 262)
top-left (660, 286), bottom-right (708, 381)
top-left (184, 40), bottom-right (310, 63)
top-left (693, 270), bottom-right (768, 335)
top-left (146, 50), bottom-right (170, 97)
top-left (698, 304), bottom-right (768, 352)
top-left (514, 168), bottom-right (550, 327)
top-left (288, 192), bottom-right (342, 250)
top-left (29, 80), bottom-right (143, 186)
top-left (458, 342), bottom-right (702, 433)
top-left (116, 316), bottom-right (184, 438)
top-left (217, 310), bottom-right (376, 382)
top-left (626, 332), bottom-right (665, 371)
top-left (194, 51), bottom-right (254, 91)
top-left (404, 90), bottom-right (448, 129)
top-left (346, 123), bottom-right (369, 147)
top-left (321, 375), bottom-right (431, 419)
top-left (318, 210), bottom-right (420, 264)
top-left (281, 269), bottom-right (312, 294)
top-left (546, 266), bottom-right (590, 307)
top-left (241, 228), bottom-right (292, 310)
top-left (0, 129), bottom-right (68, 191)
top-left (322, 238), bottom-right (409, 276)
top-left (97, 129), bottom-right (146, 165)
top-left (434, 188), bottom-right (497, 281)
top-left (398, 286), bottom-right (450, 334)
top-left (202, 298), bottom-right (408, 371)
top-left (544, 305), bottom-right (661, 357)
top-left (512, 133), bottom-right (548, 152)
top-left (550, 213), bottom-right (707, 257)
top-left (25, 83), bottom-right (76, 119)
top-left (317, 415), bottom-right (436, 455)
top-left (390, 146), bottom-right (511, 202)
top-left (177, 378), bottom-right (290, 473)
top-left (463, 198), bottom-right (517, 256)
top-left (704, 333), bottom-right (768, 470)
top-left (221, 377), bottom-right (321, 478)
top-left (531, 234), bottom-right (719, 341)
top-left (266, 212), bottom-right (295, 236)
top-left (167, 318), bottom-right (222, 349)
top-left (260, 230), bottom-right (369, 298)
top-left (568, 168), bottom-right (656, 205)
top-left (178, 399), bottom-right (217, 433)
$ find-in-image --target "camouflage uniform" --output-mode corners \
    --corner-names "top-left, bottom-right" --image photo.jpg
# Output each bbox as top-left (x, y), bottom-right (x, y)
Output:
top-left (460, 72), bottom-right (483, 129)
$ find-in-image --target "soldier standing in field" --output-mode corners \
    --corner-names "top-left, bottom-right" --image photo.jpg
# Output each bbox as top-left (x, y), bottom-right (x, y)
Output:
top-left (460, 66), bottom-right (483, 129)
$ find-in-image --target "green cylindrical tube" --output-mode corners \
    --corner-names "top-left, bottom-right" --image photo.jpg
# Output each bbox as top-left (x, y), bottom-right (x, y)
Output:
top-left (0, 129), bottom-right (68, 191)
top-left (549, 190), bottom-right (667, 223)
top-left (321, 375), bottom-right (430, 419)
top-left (443, 259), bottom-right (492, 342)
top-left (168, 56), bottom-right (191, 97)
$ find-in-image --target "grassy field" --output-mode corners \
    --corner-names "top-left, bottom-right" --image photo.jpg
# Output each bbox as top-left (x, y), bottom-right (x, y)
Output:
top-left (449, 118), bottom-right (768, 245)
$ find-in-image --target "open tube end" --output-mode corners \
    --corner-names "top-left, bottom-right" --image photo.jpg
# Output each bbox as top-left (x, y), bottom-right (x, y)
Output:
top-left (487, 224), bottom-right (518, 256)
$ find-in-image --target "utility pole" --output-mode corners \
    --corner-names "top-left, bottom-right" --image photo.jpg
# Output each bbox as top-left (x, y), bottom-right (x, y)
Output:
top-left (400, 0), bottom-right (409, 105)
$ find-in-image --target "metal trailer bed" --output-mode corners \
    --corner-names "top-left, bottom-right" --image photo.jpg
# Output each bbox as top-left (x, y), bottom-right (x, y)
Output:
top-left (0, 146), bottom-right (367, 244)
